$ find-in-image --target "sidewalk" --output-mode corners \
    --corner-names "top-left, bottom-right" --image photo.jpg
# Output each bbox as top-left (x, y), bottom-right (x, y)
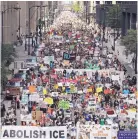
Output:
top-left (104, 32), bottom-right (135, 77)
top-left (9, 42), bottom-right (33, 74)
top-left (5, 42), bottom-right (33, 125)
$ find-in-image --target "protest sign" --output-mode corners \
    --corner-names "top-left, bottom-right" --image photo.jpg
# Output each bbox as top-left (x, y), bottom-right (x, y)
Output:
top-left (90, 125), bottom-right (111, 139)
top-left (117, 131), bottom-right (137, 139)
top-left (32, 111), bottom-right (43, 121)
top-left (62, 60), bottom-right (70, 66)
top-left (28, 85), bottom-right (36, 93)
top-left (76, 124), bottom-right (111, 139)
top-left (21, 94), bottom-right (28, 104)
top-left (63, 52), bottom-right (70, 60)
top-left (58, 100), bottom-right (70, 110)
top-left (112, 75), bottom-right (119, 81)
top-left (29, 94), bottom-right (39, 102)
top-left (1, 126), bottom-right (67, 139)
top-left (52, 35), bottom-right (63, 43)
top-left (43, 88), bottom-right (47, 95)
top-left (51, 92), bottom-right (59, 97)
top-left (43, 56), bottom-right (54, 64)
top-left (44, 97), bottom-right (53, 104)
top-left (96, 87), bottom-right (103, 93)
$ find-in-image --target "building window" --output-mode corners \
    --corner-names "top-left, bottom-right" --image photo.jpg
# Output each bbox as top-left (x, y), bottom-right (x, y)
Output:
top-left (116, 1), bottom-right (122, 4)
top-left (96, 1), bottom-right (100, 4)
top-left (105, 1), bottom-right (112, 4)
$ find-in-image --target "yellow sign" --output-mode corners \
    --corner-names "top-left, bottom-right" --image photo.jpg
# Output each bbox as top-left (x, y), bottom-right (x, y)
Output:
top-left (96, 87), bottom-right (103, 93)
top-left (44, 97), bottom-right (53, 104)
top-left (54, 84), bottom-right (58, 90)
top-left (63, 60), bottom-right (70, 66)
top-left (43, 88), bottom-right (47, 95)
top-left (87, 88), bottom-right (92, 93)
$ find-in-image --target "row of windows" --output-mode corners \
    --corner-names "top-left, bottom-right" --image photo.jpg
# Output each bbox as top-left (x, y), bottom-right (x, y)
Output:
top-left (96, 1), bottom-right (136, 5)
top-left (116, 1), bottom-right (137, 4)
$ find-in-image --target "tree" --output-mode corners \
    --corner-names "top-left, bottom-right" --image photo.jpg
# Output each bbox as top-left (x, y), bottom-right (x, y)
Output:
top-left (121, 29), bottom-right (137, 74)
top-left (106, 4), bottom-right (121, 28)
top-left (121, 29), bottom-right (137, 54)
top-left (72, 2), bottom-right (82, 12)
top-left (1, 44), bottom-right (17, 90)
top-left (2, 44), bottom-right (17, 66)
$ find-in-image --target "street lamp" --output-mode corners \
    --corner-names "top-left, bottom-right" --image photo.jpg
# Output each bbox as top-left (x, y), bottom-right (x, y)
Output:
top-left (1, 7), bottom-right (21, 46)
top-left (15, 3), bottom-right (21, 39)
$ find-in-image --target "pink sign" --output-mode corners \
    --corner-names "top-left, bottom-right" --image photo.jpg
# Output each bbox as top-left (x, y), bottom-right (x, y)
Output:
top-left (51, 74), bottom-right (58, 79)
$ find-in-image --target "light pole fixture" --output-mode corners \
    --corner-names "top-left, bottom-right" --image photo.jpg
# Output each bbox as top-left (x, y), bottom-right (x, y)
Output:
top-left (15, 3), bottom-right (21, 39)
top-left (1, 7), bottom-right (21, 46)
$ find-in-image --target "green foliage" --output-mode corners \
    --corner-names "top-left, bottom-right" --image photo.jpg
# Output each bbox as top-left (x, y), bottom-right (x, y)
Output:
top-left (121, 29), bottom-right (137, 54)
top-left (2, 44), bottom-right (17, 65)
top-left (1, 44), bottom-right (16, 90)
top-left (72, 2), bottom-right (82, 12)
top-left (106, 4), bottom-right (121, 28)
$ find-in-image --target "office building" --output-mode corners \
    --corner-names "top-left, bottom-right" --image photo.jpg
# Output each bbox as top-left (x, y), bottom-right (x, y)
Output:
top-left (96, 1), bottom-right (137, 36)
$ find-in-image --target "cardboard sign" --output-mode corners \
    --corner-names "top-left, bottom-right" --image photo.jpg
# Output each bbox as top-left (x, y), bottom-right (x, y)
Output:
top-left (1, 126), bottom-right (67, 139)
top-left (32, 111), bottom-right (43, 121)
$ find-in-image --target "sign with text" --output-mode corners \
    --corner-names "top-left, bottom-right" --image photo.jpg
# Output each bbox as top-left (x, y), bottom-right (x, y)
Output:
top-left (63, 52), bottom-right (76, 61)
top-left (118, 131), bottom-right (137, 139)
top-left (21, 95), bottom-right (28, 104)
top-left (77, 125), bottom-right (111, 139)
top-left (1, 126), bottom-right (67, 139)
top-left (43, 56), bottom-right (54, 65)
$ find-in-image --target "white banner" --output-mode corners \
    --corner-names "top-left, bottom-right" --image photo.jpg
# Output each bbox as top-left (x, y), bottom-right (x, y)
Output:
top-left (1, 126), bottom-right (67, 139)
top-left (51, 92), bottom-right (59, 97)
top-left (43, 56), bottom-right (54, 64)
top-left (29, 94), bottom-right (40, 102)
top-left (77, 125), bottom-right (111, 139)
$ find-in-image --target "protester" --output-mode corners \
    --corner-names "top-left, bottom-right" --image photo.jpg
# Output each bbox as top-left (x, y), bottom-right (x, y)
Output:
top-left (4, 11), bottom-right (137, 139)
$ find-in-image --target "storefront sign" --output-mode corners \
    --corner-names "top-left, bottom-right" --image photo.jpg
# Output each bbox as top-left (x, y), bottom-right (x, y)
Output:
top-left (1, 126), bottom-right (67, 139)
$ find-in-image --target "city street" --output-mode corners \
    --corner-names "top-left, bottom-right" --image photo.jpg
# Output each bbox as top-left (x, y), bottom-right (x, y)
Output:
top-left (1, 1), bottom-right (137, 139)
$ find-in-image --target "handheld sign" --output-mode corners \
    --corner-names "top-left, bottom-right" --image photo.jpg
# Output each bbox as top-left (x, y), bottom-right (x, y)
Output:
top-left (63, 52), bottom-right (70, 60)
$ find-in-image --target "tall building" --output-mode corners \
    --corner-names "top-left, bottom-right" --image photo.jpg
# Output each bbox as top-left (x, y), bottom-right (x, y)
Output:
top-left (95, 1), bottom-right (137, 36)
top-left (1, 1), bottom-right (47, 45)
top-left (1, 1), bottom-right (18, 44)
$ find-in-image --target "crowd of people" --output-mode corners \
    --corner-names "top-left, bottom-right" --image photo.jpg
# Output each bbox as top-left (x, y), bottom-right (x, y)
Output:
top-left (3, 11), bottom-right (137, 139)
